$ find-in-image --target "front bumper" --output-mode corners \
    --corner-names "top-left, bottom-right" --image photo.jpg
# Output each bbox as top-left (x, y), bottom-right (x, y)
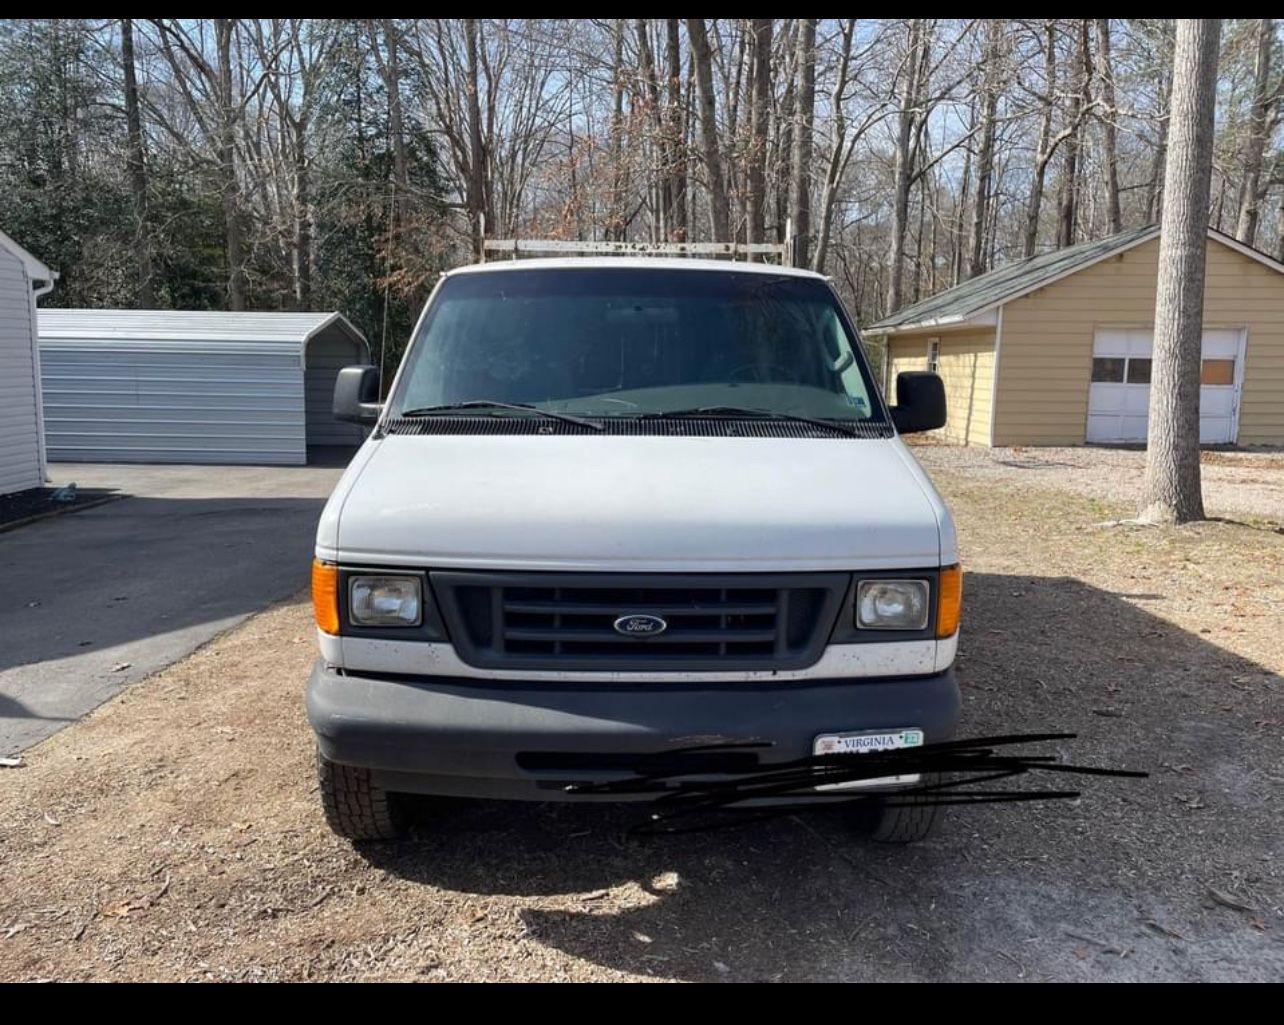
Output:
top-left (306, 659), bottom-right (960, 801)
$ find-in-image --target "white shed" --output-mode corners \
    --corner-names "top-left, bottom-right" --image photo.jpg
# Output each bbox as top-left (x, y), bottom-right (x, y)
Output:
top-left (37, 310), bottom-right (369, 466)
top-left (0, 230), bottom-right (56, 496)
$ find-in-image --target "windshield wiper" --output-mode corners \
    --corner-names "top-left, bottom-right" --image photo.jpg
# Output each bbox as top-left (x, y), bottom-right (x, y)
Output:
top-left (637, 406), bottom-right (864, 437)
top-left (400, 400), bottom-right (604, 432)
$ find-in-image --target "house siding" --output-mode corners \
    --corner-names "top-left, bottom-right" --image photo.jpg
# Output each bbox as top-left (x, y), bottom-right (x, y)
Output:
top-left (887, 328), bottom-right (996, 446)
top-left (0, 246), bottom-right (43, 495)
top-left (993, 236), bottom-right (1284, 446)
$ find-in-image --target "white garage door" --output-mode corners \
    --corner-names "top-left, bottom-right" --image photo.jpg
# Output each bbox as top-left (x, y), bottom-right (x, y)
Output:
top-left (1087, 328), bottom-right (1244, 444)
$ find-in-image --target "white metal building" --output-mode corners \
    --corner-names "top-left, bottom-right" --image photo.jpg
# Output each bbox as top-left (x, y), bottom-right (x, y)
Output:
top-left (0, 230), bottom-right (56, 495)
top-left (38, 311), bottom-right (369, 466)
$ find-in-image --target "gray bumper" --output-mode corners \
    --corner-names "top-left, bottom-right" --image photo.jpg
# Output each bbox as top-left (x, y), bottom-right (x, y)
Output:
top-left (306, 659), bottom-right (960, 801)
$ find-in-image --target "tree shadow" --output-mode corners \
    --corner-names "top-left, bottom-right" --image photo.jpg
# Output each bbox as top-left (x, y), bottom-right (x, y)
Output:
top-left (357, 571), bottom-right (1284, 981)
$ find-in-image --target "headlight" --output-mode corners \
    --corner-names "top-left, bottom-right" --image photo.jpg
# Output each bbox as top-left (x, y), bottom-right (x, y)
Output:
top-left (349, 575), bottom-right (423, 627)
top-left (856, 579), bottom-right (929, 630)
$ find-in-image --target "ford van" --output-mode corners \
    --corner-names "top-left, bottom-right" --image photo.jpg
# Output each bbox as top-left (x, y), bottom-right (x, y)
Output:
top-left (307, 256), bottom-right (960, 843)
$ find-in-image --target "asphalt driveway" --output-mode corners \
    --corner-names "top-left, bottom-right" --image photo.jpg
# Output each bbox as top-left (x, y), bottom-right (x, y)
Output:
top-left (0, 461), bottom-right (346, 755)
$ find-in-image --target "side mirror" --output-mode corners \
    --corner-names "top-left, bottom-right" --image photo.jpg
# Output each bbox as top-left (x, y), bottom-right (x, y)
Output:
top-left (334, 365), bottom-right (382, 425)
top-left (891, 371), bottom-right (947, 434)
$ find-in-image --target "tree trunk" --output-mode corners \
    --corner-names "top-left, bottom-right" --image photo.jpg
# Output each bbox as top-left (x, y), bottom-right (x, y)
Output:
top-left (1139, 19), bottom-right (1221, 525)
top-left (215, 19), bottom-right (245, 310)
top-left (968, 20), bottom-right (1001, 278)
top-left (464, 19), bottom-right (488, 255)
top-left (887, 19), bottom-right (925, 312)
top-left (606, 21), bottom-right (628, 241)
top-left (120, 18), bottom-right (153, 307)
top-left (293, 118), bottom-right (311, 308)
top-left (1024, 20), bottom-right (1058, 257)
top-left (1145, 25), bottom-right (1176, 224)
top-left (1234, 18), bottom-right (1274, 245)
top-left (746, 19), bottom-right (772, 245)
top-left (1056, 20), bottom-right (1091, 249)
top-left (788, 18), bottom-right (817, 267)
top-left (1096, 18), bottom-right (1123, 234)
top-left (687, 18), bottom-right (731, 241)
top-left (634, 20), bottom-right (670, 241)
top-left (380, 20), bottom-right (410, 222)
top-left (812, 19), bottom-right (855, 272)
top-left (665, 19), bottom-right (688, 241)
top-left (954, 106), bottom-right (974, 285)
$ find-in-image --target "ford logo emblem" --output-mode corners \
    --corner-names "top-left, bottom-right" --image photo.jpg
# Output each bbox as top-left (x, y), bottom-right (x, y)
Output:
top-left (613, 614), bottom-right (668, 638)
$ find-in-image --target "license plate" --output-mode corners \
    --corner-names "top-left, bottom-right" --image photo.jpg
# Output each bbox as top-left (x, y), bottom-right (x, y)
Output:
top-left (813, 728), bottom-right (924, 791)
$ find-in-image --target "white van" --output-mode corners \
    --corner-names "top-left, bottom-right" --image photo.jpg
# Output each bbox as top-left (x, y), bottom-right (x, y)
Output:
top-left (308, 255), bottom-right (960, 843)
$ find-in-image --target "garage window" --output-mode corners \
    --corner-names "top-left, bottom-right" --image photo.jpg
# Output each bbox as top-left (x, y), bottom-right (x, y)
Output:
top-left (1126, 358), bottom-right (1152, 384)
top-left (1091, 357), bottom-right (1125, 383)
top-left (926, 337), bottom-right (940, 373)
top-left (1201, 359), bottom-right (1235, 386)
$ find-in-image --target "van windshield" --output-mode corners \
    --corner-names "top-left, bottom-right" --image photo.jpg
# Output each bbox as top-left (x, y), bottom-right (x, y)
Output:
top-left (387, 268), bottom-right (884, 423)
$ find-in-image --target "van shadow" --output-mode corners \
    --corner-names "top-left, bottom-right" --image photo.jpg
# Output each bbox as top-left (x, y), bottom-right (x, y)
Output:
top-left (359, 571), bottom-right (1283, 981)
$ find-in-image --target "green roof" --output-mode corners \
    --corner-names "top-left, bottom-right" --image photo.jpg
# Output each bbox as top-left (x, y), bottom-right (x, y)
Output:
top-left (867, 224), bottom-right (1158, 332)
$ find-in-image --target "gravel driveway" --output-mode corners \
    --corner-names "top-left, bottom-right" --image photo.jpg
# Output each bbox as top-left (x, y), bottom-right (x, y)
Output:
top-left (0, 452), bottom-right (1279, 981)
top-left (911, 442), bottom-right (1284, 524)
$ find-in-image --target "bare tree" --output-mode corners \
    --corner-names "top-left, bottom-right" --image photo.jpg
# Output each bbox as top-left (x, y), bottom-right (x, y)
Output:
top-left (665, 18), bottom-right (688, 241)
top-left (1234, 18), bottom-right (1276, 245)
top-left (968, 20), bottom-right (1002, 277)
top-left (687, 18), bottom-right (731, 241)
top-left (1024, 20), bottom-right (1059, 257)
top-left (812, 19), bottom-right (867, 273)
top-left (1056, 19), bottom-right (1092, 249)
top-left (887, 19), bottom-right (928, 311)
top-left (120, 18), bottom-right (153, 306)
top-left (151, 18), bottom-right (256, 309)
top-left (1096, 18), bottom-right (1123, 234)
top-left (746, 18), bottom-right (772, 244)
top-left (788, 18), bottom-right (817, 266)
top-left (1139, 19), bottom-right (1222, 525)
top-left (1145, 21), bottom-right (1177, 224)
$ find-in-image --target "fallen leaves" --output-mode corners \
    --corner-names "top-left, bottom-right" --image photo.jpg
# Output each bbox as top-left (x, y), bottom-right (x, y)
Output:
top-left (1207, 888), bottom-right (1259, 916)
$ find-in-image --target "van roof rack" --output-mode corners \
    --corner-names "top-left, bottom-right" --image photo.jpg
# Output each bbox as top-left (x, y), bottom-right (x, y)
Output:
top-left (480, 217), bottom-right (794, 267)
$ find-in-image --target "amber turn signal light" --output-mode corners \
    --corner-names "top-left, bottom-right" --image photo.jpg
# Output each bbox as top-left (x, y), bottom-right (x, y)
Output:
top-left (312, 559), bottom-right (340, 635)
top-left (936, 564), bottom-right (963, 638)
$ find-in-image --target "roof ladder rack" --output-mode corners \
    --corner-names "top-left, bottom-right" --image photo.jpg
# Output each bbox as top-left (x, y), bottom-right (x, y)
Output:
top-left (479, 216), bottom-right (794, 267)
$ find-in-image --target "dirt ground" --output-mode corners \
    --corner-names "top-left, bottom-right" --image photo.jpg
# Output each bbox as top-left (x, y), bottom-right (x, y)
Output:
top-left (911, 442), bottom-right (1284, 524)
top-left (1, 455), bottom-right (1281, 981)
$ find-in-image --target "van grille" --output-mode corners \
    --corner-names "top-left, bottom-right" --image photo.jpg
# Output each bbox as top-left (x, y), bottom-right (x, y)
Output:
top-left (431, 571), bottom-right (848, 672)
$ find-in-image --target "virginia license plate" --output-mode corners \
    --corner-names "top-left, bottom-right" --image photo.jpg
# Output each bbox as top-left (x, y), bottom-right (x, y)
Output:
top-left (813, 728), bottom-right (924, 790)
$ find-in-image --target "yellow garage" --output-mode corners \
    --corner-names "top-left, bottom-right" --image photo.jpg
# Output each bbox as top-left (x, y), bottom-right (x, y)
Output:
top-left (865, 226), bottom-right (1284, 447)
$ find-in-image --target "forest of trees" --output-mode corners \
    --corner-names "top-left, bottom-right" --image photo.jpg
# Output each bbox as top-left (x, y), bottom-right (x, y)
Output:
top-left (1, 19), bottom-right (1280, 362)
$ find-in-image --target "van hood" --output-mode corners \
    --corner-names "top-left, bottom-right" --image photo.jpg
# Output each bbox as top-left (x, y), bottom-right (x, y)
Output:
top-left (318, 434), bottom-right (953, 572)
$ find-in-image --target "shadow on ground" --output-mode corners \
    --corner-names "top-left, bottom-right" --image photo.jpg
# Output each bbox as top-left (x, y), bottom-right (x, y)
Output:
top-left (358, 571), bottom-right (1283, 982)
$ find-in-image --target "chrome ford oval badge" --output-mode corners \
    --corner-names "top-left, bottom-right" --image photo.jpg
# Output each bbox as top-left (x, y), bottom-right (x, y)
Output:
top-left (613, 614), bottom-right (668, 638)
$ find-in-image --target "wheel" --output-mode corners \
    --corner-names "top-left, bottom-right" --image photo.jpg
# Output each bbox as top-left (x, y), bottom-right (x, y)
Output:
top-left (316, 748), bottom-right (404, 841)
top-left (866, 774), bottom-right (944, 843)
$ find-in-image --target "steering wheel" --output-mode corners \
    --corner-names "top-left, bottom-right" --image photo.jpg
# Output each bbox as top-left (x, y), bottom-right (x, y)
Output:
top-left (726, 362), bottom-right (803, 384)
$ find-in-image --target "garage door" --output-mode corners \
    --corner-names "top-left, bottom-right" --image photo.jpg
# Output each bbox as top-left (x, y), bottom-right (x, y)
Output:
top-left (1087, 328), bottom-right (1243, 444)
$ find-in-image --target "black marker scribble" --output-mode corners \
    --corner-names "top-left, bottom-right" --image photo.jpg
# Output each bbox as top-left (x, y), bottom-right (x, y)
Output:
top-left (563, 733), bottom-right (1148, 835)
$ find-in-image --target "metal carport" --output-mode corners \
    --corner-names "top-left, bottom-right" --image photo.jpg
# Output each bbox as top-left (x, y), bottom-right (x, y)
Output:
top-left (37, 311), bottom-right (369, 466)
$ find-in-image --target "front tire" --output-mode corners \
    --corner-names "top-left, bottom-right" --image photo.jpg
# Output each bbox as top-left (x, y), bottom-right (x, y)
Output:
top-left (317, 749), bottom-right (404, 841)
top-left (867, 775), bottom-right (944, 843)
